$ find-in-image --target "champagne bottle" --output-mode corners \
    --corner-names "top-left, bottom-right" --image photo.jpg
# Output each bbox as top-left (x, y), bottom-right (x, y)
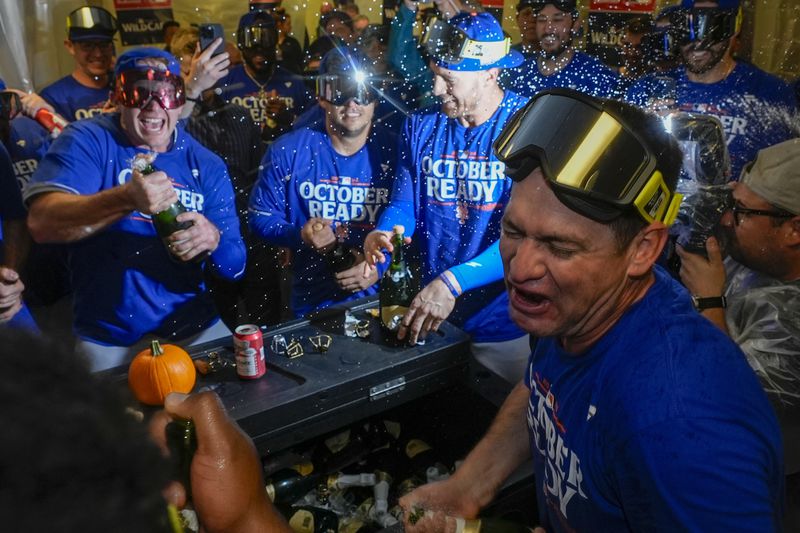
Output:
top-left (324, 241), bottom-right (358, 273)
top-left (265, 464), bottom-right (320, 504)
top-left (165, 418), bottom-right (197, 501)
top-left (454, 517), bottom-right (534, 533)
top-left (400, 436), bottom-right (450, 482)
top-left (276, 504), bottom-right (339, 533)
top-left (379, 225), bottom-right (416, 334)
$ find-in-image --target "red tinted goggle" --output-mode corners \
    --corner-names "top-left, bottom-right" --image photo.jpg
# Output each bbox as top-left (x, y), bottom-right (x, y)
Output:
top-left (0, 91), bottom-right (22, 121)
top-left (114, 69), bottom-right (185, 110)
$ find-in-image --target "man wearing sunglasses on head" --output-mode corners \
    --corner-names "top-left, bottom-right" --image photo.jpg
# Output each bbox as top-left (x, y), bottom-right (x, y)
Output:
top-left (249, 49), bottom-right (397, 316)
top-left (678, 138), bottom-right (800, 527)
top-left (626, 0), bottom-right (796, 179)
top-left (364, 13), bottom-right (532, 383)
top-left (25, 48), bottom-right (246, 372)
top-left (39, 6), bottom-right (118, 122)
top-left (217, 10), bottom-right (314, 142)
top-left (501, 0), bottom-right (619, 100)
top-left (400, 89), bottom-right (783, 532)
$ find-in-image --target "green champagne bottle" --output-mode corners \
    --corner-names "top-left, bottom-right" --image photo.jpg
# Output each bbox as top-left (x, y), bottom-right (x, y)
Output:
top-left (139, 163), bottom-right (195, 258)
top-left (165, 419), bottom-right (197, 501)
top-left (379, 225), bottom-right (416, 335)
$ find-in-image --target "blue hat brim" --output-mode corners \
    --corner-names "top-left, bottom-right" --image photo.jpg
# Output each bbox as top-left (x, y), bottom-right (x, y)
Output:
top-left (434, 48), bottom-right (525, 72)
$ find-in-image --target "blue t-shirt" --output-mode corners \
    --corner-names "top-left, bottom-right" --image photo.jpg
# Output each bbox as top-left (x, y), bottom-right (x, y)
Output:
top-left (376, 91), bottom-right (529, 342)
top-left (217, 64), bottom-right (314, 126)
top-left (526, 266), bottom-right (783, 532)
top-left (7, 116), bottom-right (51, 190)
top-left (40, 75), bottom-right (111, 122)
top-left (626, 63), bottom-right (797, 178)
top-left (502, 51), bottom-right (620, 99)
top-left (249, 123), bottom-right (397, 316)
top-left (25, 114), bottom-right (246, 346)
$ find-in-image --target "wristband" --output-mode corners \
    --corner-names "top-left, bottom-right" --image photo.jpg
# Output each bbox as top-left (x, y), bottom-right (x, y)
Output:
top-left (439, 273), bottom-right (460, 298)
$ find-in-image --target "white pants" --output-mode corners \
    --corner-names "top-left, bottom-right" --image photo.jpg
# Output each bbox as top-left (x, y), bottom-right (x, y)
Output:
top-left (78, 319), bottom-right (233, 372)
top-left (471, 335), bottom-right (532, 384)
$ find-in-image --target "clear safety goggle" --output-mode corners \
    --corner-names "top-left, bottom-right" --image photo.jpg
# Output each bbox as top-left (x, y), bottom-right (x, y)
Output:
top-left (115, 69), bottom-right (186, 110)
top-left (237, 25), bottom-right (278, 50)
top-left (67, 6), bottom-right (118, 33)
top-left (317, 74), bottom-right (376, 106)
top-left (671, 8), bottom-right (741, 46)
top-left (421, 18), bottom-right (511, 66)
top-left (494, 89), bottom-right (682, 225)
top-left (0, 91), bottom-right (22, 121)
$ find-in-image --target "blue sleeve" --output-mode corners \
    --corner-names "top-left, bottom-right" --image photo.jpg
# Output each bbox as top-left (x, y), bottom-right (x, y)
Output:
top-left (0, 144), bottom-right (25, 221)
top-left (612, 416), bottom-right (783, 530)
top-left (625, 77), bottom-right (655, 106)
top-left (203, 161), bottom-right (246, 281)
top-left (388, 4), bottom-right (433, 100)
top-left (375, 117), bottom-right (417, 237)
top-left (248, 143), bottom-right (303, 248)
top-left (448, 240), bottom-right (504, 293)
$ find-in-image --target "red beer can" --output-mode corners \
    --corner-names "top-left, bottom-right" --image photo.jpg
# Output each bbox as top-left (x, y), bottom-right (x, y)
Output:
top-left (233, 324), bottom-right (266, 379)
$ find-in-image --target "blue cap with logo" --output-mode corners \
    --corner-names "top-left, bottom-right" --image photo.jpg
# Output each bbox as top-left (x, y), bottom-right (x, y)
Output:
top-left (427, 12), bottom-right (523, 72)
top-left (114, 47), bottom-right (181, 78)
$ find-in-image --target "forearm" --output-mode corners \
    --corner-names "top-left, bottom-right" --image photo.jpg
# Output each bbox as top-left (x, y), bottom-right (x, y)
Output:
top-left (209, 235), bottom-right (247, 281)
top-left (448, 240), bottom-right (504, 293)
top-left (453, 382), bottom-right (532, 509)
top-left (700, 308), bottom-right (729, 334)
top-left (27, 189), bottom-right (134, 243)
top-left (248, 210), bottom-right (303, 249)
top-left (1, 219), bottom-right (30, 272)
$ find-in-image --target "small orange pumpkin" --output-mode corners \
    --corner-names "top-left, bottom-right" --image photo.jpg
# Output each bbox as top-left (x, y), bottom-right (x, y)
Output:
top-left (128, 340), bottom-right (196, 406)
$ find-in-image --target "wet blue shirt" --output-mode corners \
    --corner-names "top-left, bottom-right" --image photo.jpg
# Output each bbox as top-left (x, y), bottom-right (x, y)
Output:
top-left (7, 116), bottom-right (51, 190)
top-left (376, 91), bottom-right (529, 342)
top-left (526, 266), bottom-right (783, 532)
top-left (25, 113), bottom-right (245, 346)
top-left (40, 75), bottom-right (111, 121)
top-left (502, 51), bottom-right (620, 99)
top-left (249, 123), bottom-right (397, 316)
top-left (626, 63), bottom-right (797, 178)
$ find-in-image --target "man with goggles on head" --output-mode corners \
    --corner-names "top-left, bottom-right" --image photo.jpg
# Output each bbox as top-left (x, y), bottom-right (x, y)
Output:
top-left (250, 48), bottom-right (398, 316)
top-left (626, 0), bottom-right (796, 179)
top-left (25, 48), bottom-right (246, 372)
top-left (502, 0), bottom-right (619, 100)
top-left (364, 12), bottom-right (532, 384)
top-left (40, 6), bottom-right (118, 122)
top-left (217, 10), bottom-right (313, 141)
top-left (399, 89), bottom-right (783, 533)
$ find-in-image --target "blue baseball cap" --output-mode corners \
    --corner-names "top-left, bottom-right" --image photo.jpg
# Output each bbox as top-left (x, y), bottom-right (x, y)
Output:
top-left (238, 10), bottom-right (275, 29)
top-left (680, 0), bottom-right (740, 9)
top-left (426, 12), bottom-right (523, 72)
top-left (114, 47), bottom-right (181, 78)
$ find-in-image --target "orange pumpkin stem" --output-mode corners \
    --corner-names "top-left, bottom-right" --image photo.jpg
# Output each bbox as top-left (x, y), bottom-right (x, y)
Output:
top-left (151, 339), bottom-right (164, 356)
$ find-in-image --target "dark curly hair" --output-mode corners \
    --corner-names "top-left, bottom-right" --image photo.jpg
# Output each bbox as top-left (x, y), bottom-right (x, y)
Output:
top-left (0, 328), bottom-right (173, 532)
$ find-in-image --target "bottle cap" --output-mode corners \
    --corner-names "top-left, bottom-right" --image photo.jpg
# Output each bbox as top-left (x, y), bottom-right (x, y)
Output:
top-left (392, 225), bottom-right (405, 235)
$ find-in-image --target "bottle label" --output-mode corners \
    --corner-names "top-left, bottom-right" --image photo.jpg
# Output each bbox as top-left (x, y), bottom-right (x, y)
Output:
top-left (405, 438), bottom-right (432, 459)
top-left (288, 509), bottom-right (315, 533)
top-left (381, 305), bottom-right (408, 331)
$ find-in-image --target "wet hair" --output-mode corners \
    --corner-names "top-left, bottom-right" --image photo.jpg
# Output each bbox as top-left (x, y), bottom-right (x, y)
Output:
top-left (169, 27), bottom-right (199, 58)
top-left (0, 328), bottom-right (172, 532)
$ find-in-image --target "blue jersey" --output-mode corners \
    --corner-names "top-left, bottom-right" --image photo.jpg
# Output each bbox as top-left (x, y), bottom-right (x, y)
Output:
top-left (626, 63), bottom-right (797, 178)
top-left (7, 116), bottom-right (51, 190)
top-left (217, 64), bottom-right (314, 126)
top-left (502, 51), bottom-right (620, 99)
top-left (376, 91), bottom-right (529, 342)
top-left (40, 75), bottom-right (111, 121)
top-left (249, 123), bottom-right (397, 316)
top-left (526, 266), bottom-right (783, 532)
top-left (25, 114), bottom-right (246, 346)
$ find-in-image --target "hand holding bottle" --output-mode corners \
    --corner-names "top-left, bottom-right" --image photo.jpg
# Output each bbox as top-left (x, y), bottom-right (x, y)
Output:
top-left (336, 256), bottom-right (379, 292)
top-left (127, 166), bottom-right (180, 215)
top-left (165, 212), bottom-right (221, 262)
top-left (362, 229), bottom-right (412, 276)
top-left (301, 217), bottom-right (337, 253)
top-left (398, 273), bottom-right (459, 344)
top-left (399, 475), bottom-right (482, 533)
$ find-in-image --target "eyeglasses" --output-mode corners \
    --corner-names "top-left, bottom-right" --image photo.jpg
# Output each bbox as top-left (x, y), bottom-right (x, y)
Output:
top-left (730, 202), bottom-right (794, 226)
top-left (494, 88), bottom-right (683, 224)
top-left (114, 69), bottom-right (186, 110)
top-left (74, 40), bottom-right (114, 53)
top-left (0, 91), bottom-right (22, 121)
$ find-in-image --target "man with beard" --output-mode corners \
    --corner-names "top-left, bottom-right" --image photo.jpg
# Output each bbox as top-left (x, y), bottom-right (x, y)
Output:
top-left (677, 138), bottom-right (800, 527)
top-left (217, 11), bottom-right (313, 141)
top-left (512, 0), bottom-right (541, 59)
top-left (399, 89), bottom-right (783, 533)
top-left (363, 13), bottom-right (531, 383)
top-left (626, 0), bottom-right (797, 178)
top-left (249, 49), bottom-right (395, 316)
top-left (502, 0), bottom-right (619, 99)
top-left (25, 48), bottom-right (246, 371)
top-left (40, 6), bottom-right (118, 121)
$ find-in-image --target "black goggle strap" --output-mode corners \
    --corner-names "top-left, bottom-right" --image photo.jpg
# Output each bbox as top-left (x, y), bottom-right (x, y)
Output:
top-left (633, 170), bottom-right (682, 225)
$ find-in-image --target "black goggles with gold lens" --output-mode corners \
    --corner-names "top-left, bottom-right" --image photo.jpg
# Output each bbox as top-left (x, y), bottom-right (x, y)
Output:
top-left (494, 89), bottom-right (682, 225)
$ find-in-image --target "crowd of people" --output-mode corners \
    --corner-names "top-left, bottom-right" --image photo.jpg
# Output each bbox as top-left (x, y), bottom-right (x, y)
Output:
top-left (0, 0), bottom-right (799, 530)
